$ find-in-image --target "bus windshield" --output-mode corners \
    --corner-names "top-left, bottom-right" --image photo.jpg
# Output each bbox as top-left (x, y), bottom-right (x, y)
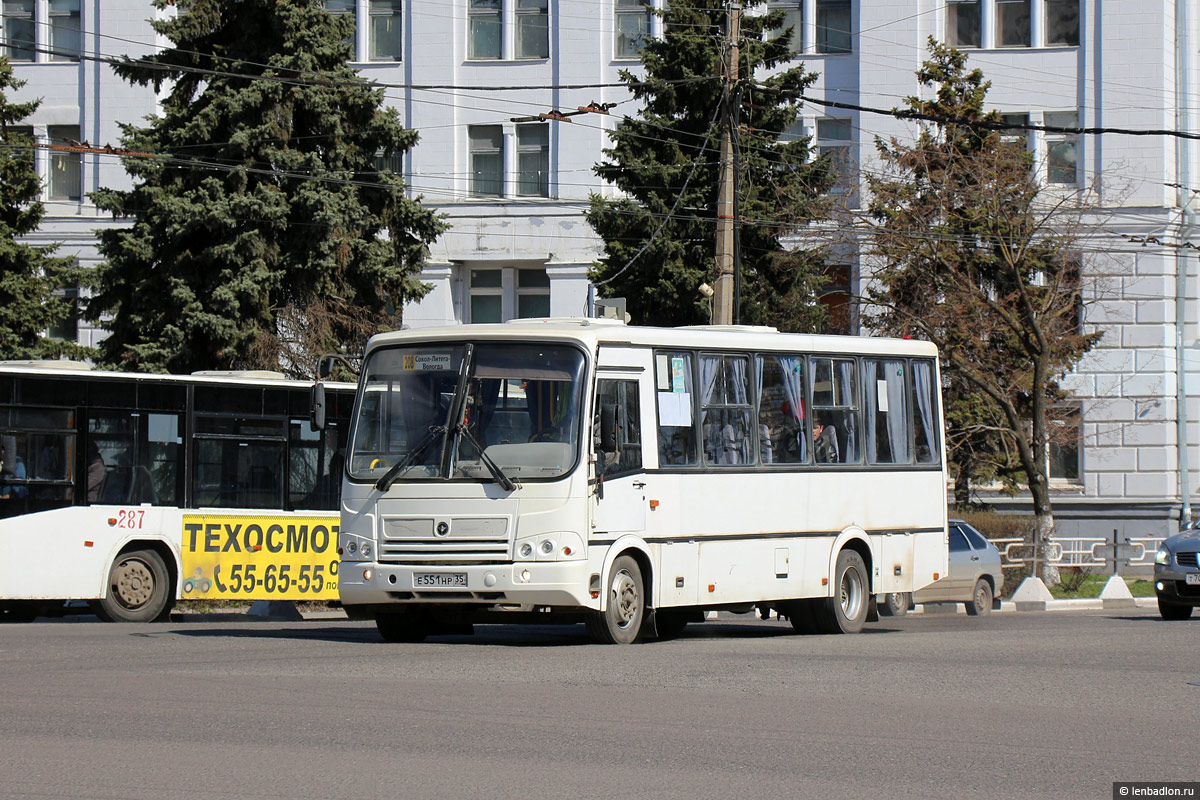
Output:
top-left (348, 342), bottom-right (586, 483)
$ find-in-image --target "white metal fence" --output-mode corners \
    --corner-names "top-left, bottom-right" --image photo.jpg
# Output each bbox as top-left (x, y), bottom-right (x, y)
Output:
top-left (991, 535), bottom-right (1164, 571)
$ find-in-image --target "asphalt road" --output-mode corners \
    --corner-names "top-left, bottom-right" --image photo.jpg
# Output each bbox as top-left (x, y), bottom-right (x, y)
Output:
top-left (0, 608), bottom-right (1196, 800)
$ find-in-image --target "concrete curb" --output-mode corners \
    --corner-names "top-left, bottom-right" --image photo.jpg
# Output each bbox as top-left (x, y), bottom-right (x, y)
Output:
top-left (909, 597), bottom-right (1157, 615)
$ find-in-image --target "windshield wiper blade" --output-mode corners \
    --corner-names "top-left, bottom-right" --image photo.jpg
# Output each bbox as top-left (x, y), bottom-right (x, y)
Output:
top-left (455, 423), bottom-right (516, 492)
top-left (374, 425), bottom-right (446, 492)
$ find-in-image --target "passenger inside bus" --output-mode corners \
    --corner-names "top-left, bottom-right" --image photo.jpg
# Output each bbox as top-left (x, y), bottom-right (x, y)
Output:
top-left (0, 455), bottom-right (27, 500)
top-left (813, 416), bottom-right (840, 463)
top-left (86, 442), bottom-right (105, 503)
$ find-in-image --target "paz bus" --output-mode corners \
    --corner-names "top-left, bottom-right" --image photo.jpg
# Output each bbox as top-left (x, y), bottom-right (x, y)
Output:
top-left (0, 362), bottom-right (353, 622)
top-left (337, 320), bottom-right (949, 643)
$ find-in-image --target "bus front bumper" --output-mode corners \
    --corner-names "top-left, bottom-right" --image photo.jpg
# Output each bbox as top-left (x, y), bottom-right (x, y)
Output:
top-left (338, 560), bottom-right (594, 609)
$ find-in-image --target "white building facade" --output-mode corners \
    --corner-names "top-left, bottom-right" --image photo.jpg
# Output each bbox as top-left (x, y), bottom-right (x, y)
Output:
top-left (3, 0), bottom-right (1199, 539)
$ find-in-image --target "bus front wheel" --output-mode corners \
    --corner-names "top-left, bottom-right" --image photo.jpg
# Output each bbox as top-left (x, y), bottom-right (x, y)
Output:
top-left (96, 549), bottom-right (172, 623)
top-left (587, 555), bottom-right (645, 644)
top-left (815, 550), bottom-right (869, 634)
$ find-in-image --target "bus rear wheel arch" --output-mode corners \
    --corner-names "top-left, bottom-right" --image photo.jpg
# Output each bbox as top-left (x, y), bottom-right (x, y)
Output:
top-left (95, 547), bottom-right (174, 623)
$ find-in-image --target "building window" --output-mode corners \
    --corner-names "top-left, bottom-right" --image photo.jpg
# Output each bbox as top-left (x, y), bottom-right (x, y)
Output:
top-left (48, 125), bottom-right (81, 201)
top-left (1048, 405), bottom-right (1081, 481)
top-left (516, 0), bottom-right (548, 59)
top-left (819, 263), bottom-right (852, 335)
top-left (469, 269), bottom-right (503, 323)
top-left (47, 0), bottom-right (78, 61)
top-left (947, 0), bottom-right (980, 49)
top-left (468, 0), bottom-right (502, 60)
top-left (999, 112), bottom-right (1030, 148)
top-left (469, 125), bottom-right (503, 197)
top-left (816, 117), bottom-right (854, 191)
top-left (324, 0), bottom-right (356, 58)
top-left (516, 123), bottom-right (548, 197)
top-left (2, 0), bottom-right (36, 61)
top-left (466, 267), bottom-right (550, 322)
top-left (767, 2), bottom-right (803, 56)
top-left (995, 0), bottom-right (1030, 47)
top-left (516, 268), bottom-right (550, 317)
top-left (48, 286), bottom-right (78, 341)
top-left (1044, 111), bottom-right (1078, 185)
top-left (816, 0), bottom-right (851, 54)
top-left (1045, 0), bottom-right (1079, 46)
top-left (615, 0), bottom-right (651, 59)
top-left (369, 0), bottom-right (402, 61)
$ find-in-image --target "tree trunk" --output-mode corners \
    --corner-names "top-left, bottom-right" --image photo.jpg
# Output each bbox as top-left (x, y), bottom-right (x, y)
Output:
top-left (954, 469), bottom-right (970, 508)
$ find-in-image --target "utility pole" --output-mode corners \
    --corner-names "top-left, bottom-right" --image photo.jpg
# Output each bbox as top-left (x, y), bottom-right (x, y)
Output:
top-left (713, 3), bottom-right (741, 326)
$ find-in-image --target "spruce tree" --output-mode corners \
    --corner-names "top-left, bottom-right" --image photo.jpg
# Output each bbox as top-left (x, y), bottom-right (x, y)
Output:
top-left (0, 58), bottom-right (85, 360)
top-left (87, 0), bottom-right (445, 375)
top-left (586, 0), bottom-right (833, 329)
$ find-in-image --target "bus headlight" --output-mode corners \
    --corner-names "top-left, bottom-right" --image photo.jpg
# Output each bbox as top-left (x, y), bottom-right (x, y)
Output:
top-left (340, 534), bottom-right (373, 562)
top-left (360, 541), bottom-right (372, 559)
top-left (516, 533), bottom-right (584, 561)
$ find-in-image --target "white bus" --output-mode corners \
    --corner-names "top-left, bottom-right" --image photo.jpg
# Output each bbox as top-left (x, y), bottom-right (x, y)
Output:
top-left (0, 363), bottom-right (353, 622)
top-left (338, 320), bottom-right (949, 643)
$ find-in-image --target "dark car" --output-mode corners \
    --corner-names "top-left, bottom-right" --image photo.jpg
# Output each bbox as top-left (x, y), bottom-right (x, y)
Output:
top-left (1154, 527), bottom-right (1200, 620)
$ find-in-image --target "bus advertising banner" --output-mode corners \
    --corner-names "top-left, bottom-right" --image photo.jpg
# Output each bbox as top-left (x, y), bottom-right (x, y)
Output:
top-left (181, 514), bottom-right (340, 600)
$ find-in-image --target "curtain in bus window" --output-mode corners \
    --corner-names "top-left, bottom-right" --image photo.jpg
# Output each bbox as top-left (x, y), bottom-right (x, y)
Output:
top-left (291, 420), bottom-right (341, 510)
top-left (757, 355), bottom-right (807, 464)
top-left (912, 360), bottom-right (940, 463)
top-left (863, 360), bottom-right (911, 464)
top-left (700, 354), bottom-right (750, 466)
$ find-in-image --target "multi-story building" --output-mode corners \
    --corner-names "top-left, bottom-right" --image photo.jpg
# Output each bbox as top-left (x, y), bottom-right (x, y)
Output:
top-left (3, 0), bottom-right (1199, 542)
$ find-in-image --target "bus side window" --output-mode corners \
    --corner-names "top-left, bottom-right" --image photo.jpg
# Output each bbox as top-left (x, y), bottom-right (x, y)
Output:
top-left (699, 354), bottom-right (751, 467)
top-left (911, 360), bottom-right (940, 464)
top-left (862, 359), bottom-right (911, 465)
top-left (654, 351), bottom-right (697, 467)
top-left (595, 379), bottom-right (641, 476)
top-left (810, 357), bottom-right (860, 464)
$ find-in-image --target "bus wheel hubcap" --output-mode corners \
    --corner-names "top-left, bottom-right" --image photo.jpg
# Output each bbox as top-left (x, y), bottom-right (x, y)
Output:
top-left (840, 568), bottom-right (863, 619)
top-left (114, 559), bottom-right (154, 608)
top-left (611, 571), bottom-right (639, 628)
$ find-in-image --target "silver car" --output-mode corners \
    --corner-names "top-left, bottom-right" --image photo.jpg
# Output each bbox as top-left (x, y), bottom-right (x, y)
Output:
top-left (880, 519), bottom-right (1005, 617)
top-left (1154, 527), bottom-right (1200, 620)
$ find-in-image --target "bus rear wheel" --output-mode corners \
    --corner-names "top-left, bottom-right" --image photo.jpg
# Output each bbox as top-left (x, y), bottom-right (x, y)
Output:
top-left (97, 549), bottom-right (172, 623)
top-left (814, 550), bottom-right (869, 634)
top-left (586, 555), bottom-right (645, 644)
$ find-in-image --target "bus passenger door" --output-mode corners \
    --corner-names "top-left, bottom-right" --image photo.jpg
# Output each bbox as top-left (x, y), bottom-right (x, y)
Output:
top-left (591, 373), bottom-right (648, 536)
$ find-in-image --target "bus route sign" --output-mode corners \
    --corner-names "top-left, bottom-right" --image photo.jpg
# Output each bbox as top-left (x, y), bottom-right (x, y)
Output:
top-left (180, 514), bottom-right (340, 600)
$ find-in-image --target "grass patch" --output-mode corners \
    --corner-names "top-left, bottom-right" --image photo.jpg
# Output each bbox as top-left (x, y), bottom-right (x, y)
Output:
top-left (1047, 573), bottom-right (1155, 599)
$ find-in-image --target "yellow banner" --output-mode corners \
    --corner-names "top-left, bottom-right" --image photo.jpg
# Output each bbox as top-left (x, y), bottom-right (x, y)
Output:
top-left (180, 514), bottom-right (340, 600)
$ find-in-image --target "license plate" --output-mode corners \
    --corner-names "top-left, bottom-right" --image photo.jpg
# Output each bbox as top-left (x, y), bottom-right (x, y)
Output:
top-left (413, 572), bottom-right (468, 588)
top-left (1186, 574), bottom-right (1200, 586)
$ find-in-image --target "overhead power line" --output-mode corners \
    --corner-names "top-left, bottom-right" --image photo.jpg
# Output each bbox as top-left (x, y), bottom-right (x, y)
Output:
top-left (793, 92), bottom-right (1200, 142)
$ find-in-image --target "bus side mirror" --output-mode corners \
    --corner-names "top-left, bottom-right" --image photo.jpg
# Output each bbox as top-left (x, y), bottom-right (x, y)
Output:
top-left (310, 382), bottom-right (327, 432)
top-left (599, 402), bottom-right (622, 453)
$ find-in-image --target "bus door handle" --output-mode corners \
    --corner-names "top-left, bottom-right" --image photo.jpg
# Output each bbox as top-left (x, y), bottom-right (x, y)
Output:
top-left (632, 481), bottom-right (646, 489)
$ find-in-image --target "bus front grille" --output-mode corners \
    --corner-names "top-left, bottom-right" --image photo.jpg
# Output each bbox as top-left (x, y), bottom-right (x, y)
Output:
top-left (379, 516), bottom-right (510, 564)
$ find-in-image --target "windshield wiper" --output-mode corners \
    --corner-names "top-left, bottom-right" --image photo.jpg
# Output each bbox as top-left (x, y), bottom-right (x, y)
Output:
top-left (374, 425), bottom-right (447, 492)
top-left (454, 423), bottom-right (516, 492)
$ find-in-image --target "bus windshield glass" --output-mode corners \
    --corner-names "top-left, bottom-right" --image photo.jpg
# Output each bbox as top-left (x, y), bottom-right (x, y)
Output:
top-left (348, 342), bottom-right (586, 483)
